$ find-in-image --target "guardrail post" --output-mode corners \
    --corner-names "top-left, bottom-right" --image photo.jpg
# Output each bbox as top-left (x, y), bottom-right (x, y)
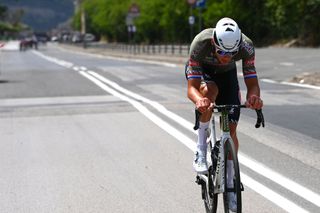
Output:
top-left (152, 45), bottom-right (155, 54)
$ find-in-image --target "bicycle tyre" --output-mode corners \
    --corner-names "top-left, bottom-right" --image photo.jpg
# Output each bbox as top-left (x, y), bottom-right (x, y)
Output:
top-left (223, 139), bottom-right (242, 213)
top-left (202, 166), bottom-right (218, 213)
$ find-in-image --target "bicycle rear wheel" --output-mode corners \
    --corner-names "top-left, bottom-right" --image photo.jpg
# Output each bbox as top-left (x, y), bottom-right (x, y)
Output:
top-left (202, 166), bottom-right (218, 213)
top-left (223, 139), bottom-right (242, 213)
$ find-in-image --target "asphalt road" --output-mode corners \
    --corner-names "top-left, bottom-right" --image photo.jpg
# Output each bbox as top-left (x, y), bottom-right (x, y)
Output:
top-left (0, 42), bottom-right (319, 213)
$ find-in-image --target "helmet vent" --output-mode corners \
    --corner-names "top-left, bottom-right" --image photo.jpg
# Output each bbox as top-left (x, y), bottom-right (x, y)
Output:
top-left (223, 23), bottom-right (235, 26)
top-left (226, 27), bottom-right (234, 32)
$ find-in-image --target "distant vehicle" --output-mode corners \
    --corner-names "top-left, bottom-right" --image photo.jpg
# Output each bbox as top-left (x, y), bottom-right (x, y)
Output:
top-left (70, 33), bottom-right (96, 43)
top-left (34, 32), bottom-right (49, 43)
top-left (51, 36), bottom-right (59, 42)
top-left (83, 33), bottom-right (96, 42)
top-left (19, 36), bottom-right (37, 51)
top-left (72, 34), bottom-right (82, 43)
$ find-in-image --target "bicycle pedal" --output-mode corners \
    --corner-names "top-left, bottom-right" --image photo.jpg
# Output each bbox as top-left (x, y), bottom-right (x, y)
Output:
top-left (240, 182), bottom-right (244, 191)
top-left (195, 176), bottom-right (202, 185)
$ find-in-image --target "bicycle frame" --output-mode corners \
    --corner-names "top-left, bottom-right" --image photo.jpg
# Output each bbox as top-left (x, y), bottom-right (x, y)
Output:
top-left (197, 109), bottom-right (233, 195)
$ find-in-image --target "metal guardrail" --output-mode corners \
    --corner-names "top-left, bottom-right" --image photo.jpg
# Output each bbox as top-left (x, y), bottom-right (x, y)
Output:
top-left (72, 42), bottom-right (190, 56)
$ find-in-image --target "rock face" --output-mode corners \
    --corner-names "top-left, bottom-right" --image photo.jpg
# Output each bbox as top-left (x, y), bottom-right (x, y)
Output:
top-left (1, 0), bottom-right (74, 31)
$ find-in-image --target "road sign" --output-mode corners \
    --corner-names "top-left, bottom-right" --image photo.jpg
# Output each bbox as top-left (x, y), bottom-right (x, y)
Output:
top-left (189, 16), bottom-right (195, 25)
top-left (196, 0), bottom-right (206, 8)
top-left (126, 3), bottom-right (140, 26)
top-left (187, 0), bottom-right (197, 5)
top-left (126, 15), bottom-right (134, 26)
top-left (128, 3), bottom-right (140, 17)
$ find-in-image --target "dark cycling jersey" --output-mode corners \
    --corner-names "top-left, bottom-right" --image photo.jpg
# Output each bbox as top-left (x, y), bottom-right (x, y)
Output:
top-left (186, 28), bottom-right (257, 80)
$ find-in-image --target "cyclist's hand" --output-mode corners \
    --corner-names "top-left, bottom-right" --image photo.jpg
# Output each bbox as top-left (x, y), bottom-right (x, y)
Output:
top-left (246, 95), bottom-right (263, 109)
top-left (196, 97), bottom-right (213, 113)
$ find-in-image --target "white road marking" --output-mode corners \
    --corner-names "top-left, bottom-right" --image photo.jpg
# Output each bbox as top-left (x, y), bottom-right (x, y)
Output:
top-left (261, 79), bottom-right (277, 84)
top-left (280, 81), bottom-right (320, 90)
top-left (261, 78), bottom-right (320, 90)
top-left (240, 154), bottom-right (320, 208)
top-left (32, 51), bottom-right (74, 68)
top-left (241, 173), bottom-right (309, 213)
top-left (280, 62), bottom-right (294, 66)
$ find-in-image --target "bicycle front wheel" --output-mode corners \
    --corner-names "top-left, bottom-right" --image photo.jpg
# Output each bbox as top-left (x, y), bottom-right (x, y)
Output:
top-left (202, 166), bottom-right (218, 213)
top-left (223, 139), bottom-right (242, 213)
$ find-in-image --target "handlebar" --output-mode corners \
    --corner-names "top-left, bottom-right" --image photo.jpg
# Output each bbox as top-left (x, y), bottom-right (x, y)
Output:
top-left (193, 105), bottom-right (265, 130)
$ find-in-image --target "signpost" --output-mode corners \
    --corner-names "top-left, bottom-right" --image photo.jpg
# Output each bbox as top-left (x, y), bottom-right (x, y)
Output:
top-left (126, 3), bottom-right (140, 43)
top-left (187, 0), bottom-right (196, 42)
top-left (187, 0), bottom-right (206, 41)
top-left (196, 0), bottom-right (206, 32)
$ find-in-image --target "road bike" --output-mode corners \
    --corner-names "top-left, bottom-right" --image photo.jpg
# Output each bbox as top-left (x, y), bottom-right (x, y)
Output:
top-left (194, 105), bottom-right (265, 213)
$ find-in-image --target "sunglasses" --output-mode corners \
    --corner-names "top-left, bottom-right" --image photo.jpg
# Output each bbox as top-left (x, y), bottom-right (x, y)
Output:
top-left (215, 48), bottom-right (238, 57)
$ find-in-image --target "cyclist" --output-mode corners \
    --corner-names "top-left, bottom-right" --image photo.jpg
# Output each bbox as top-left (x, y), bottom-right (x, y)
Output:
top-left (185, 17), bottom-right (263, 211)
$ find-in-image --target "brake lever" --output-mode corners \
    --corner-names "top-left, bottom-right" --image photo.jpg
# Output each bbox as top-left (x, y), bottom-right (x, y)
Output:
top-left (194, 109), bottom-right (201, 130)
top-left (255, 109), bottom-right (265, 128)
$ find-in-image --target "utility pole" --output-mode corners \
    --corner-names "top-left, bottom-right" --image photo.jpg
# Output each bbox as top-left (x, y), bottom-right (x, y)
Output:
top-left (74, 0), bottom-right (86, 35)
top-left (80, 6), bottom-right (86, 35)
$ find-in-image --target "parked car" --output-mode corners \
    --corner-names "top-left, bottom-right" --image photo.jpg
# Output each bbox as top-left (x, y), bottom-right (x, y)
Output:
top-left (51, 36), bottom-right (59, 42)
top-left (83, 33), bottom-right (96, 42)
top-left (72, 34), bottom-right (82, 43)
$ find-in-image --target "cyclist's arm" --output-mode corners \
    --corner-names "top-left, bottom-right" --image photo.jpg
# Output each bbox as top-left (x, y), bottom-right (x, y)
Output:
top-left (187, 79), bottom-right (212, 114)
top-left (187, 78), bottom-right (202, 103)
top-left (240, 36), bottom-right (263, 109)
top-left (186, 58), bottom-right (212, 113)
top-left (244, 77), bottom-right (263, 109)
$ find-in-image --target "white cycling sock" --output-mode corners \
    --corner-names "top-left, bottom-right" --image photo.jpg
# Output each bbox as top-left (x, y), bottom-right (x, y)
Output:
top-left (227, 160), bottom-right (235, 187)
top-left (197, 121), bottom-right (209, 153)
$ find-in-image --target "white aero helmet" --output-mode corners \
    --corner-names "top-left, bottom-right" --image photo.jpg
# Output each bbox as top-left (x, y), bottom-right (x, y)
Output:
top-left (213, 17), bottom-right (242, 52)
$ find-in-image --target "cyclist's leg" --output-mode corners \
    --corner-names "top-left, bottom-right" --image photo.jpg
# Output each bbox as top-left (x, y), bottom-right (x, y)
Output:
top-left (214, 68), bottom-right (241, 152)
top-left (193, 81), bottom-right (218, 172)
top-left (214, 68), bottom-right (241, 211)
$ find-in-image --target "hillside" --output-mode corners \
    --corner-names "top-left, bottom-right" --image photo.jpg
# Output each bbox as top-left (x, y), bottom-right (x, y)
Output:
top-left (1, 0), bottom-right (74, 31)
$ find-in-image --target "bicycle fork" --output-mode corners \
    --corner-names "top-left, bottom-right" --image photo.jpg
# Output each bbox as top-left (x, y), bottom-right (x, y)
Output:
top-left (196, 114), bottom-right (226, 194)
top-left (213, 137), bottom-right (226, 194)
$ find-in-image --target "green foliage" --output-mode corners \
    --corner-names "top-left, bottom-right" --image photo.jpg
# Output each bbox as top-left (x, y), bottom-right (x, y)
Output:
top-left (74, 0), bottom-right (320, 46)
top-left (79, 0), bottom-right (130, 42)
top-left (135, 0), bottom-right (189, 43)
top-left (0, 5), bottom-right (8, 20)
